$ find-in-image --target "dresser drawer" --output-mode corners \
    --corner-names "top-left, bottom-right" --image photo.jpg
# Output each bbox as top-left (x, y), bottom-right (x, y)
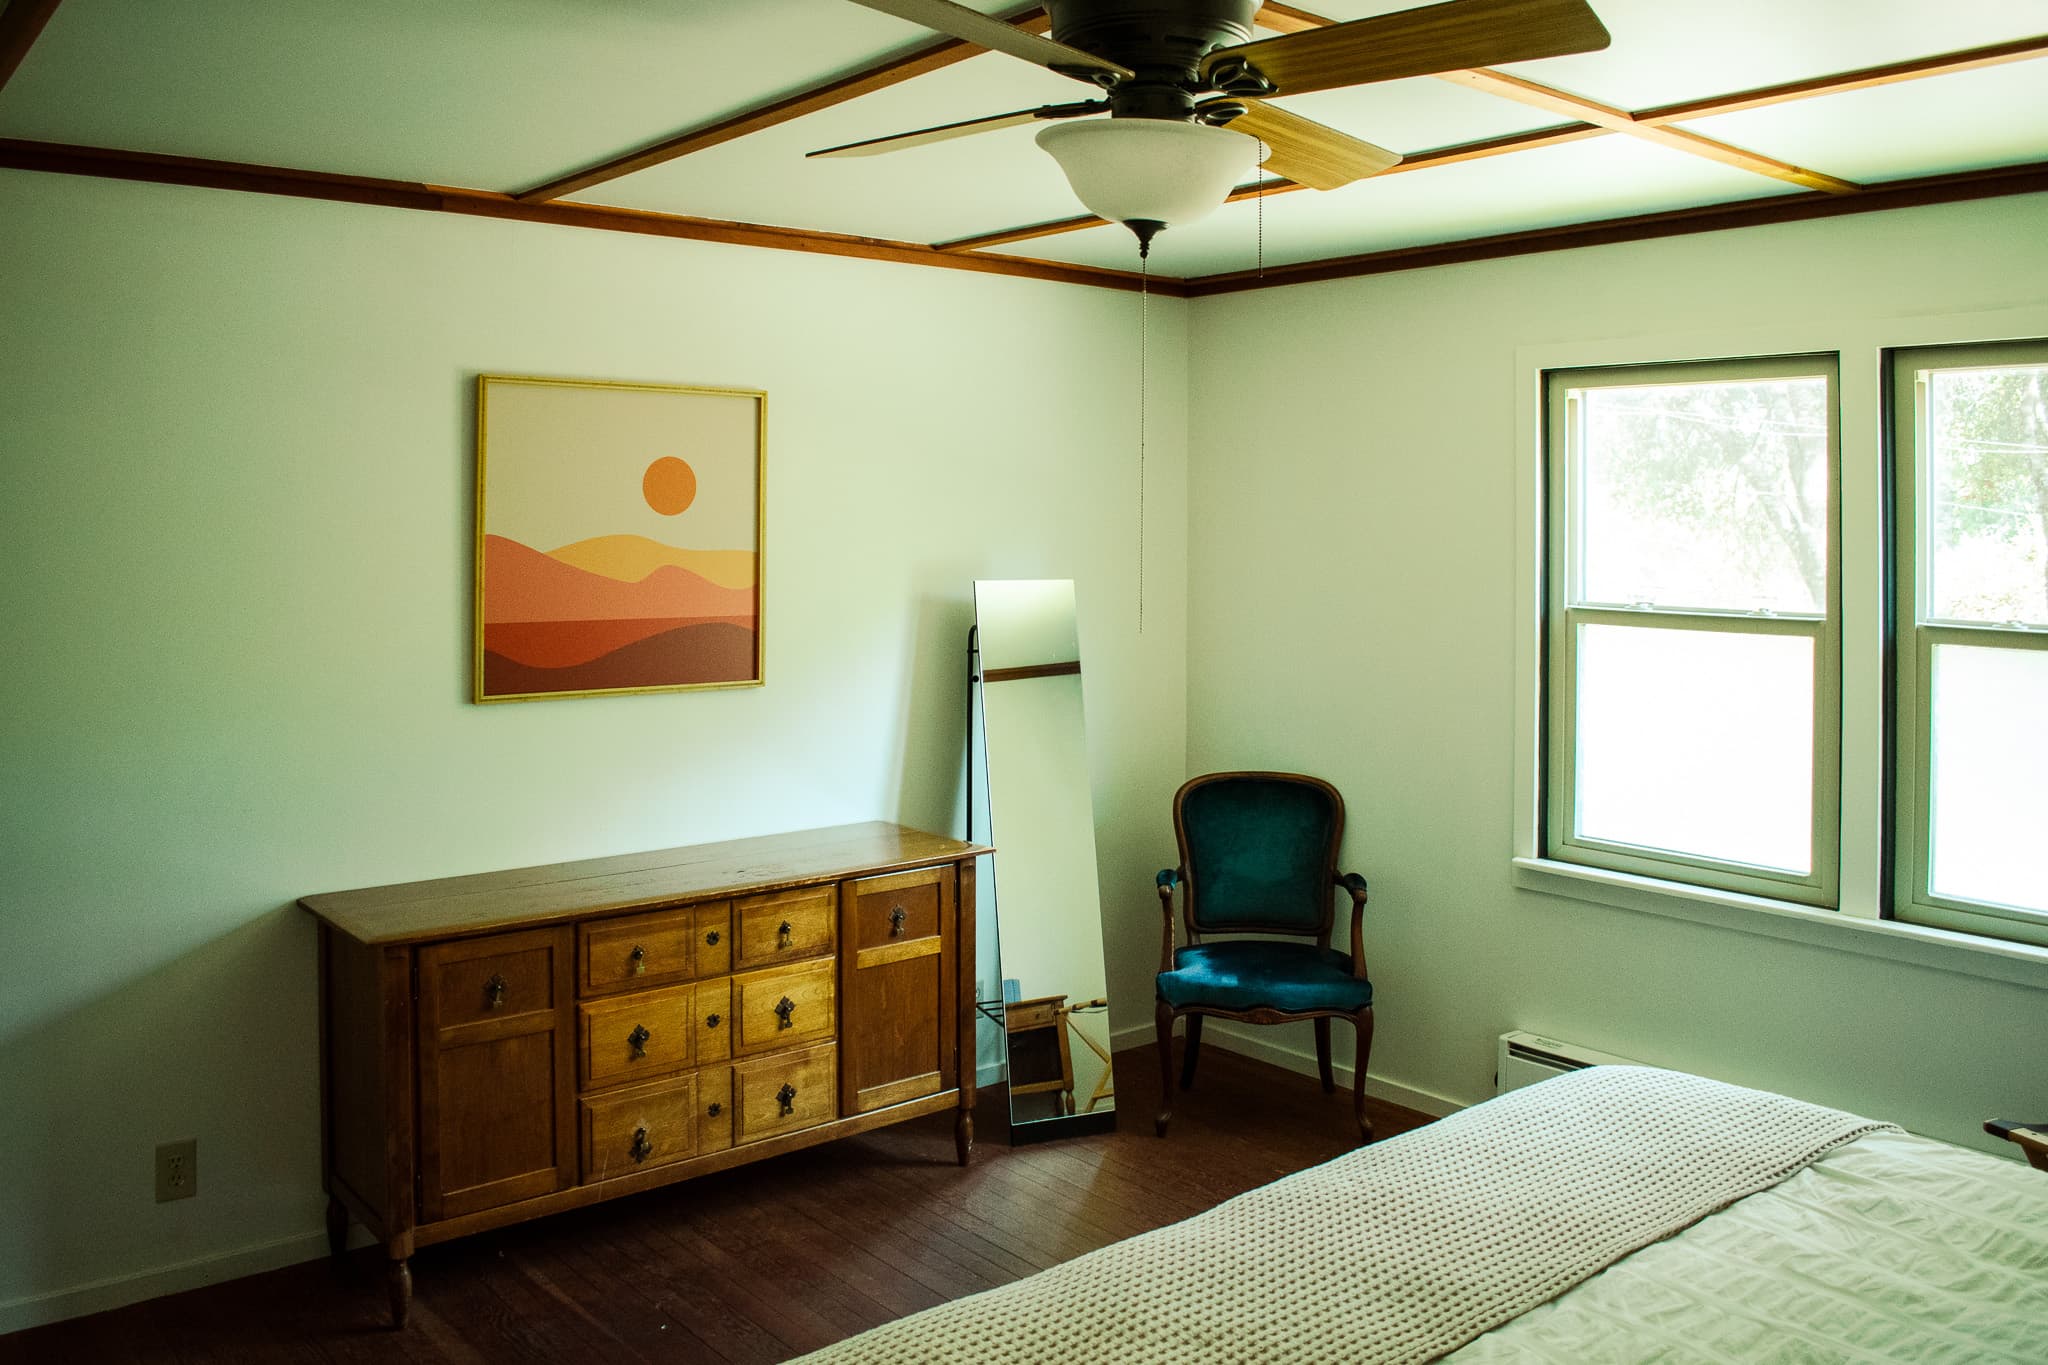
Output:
top-left (427, 938), bottom-right (560, 1033)
top-left (850, 868), bottom-right (944, 951)
top-left (733, 1043), bottom-right (837, 1145)
top-left (580, 1074), bottom-right (697, 1183)
top-left (579, 985), bottom-right (695, 1090)
top-left (694, 978), bottom-right (732, 1065)
top-left (580, 904), bottom-right (702, 996)
top-left (700, 1066), bottom-right (734, 1153)
top-left (733, 886), bottom-right (836, 970)
top-left (695, 902), bottom-right (732, 977)
top-left (732, 958), bottom-right (836, 1057)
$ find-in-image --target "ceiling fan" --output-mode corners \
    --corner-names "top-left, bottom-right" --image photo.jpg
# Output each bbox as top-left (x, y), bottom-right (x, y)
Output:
top-left (814, 0), bottom-right (1611, 252)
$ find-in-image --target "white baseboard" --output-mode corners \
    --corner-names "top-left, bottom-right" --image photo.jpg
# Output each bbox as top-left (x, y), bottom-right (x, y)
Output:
top-left (0, 1229), bottom-right (329, 1336)
top-left (1108, 1021), bottom-right (1468, 1119)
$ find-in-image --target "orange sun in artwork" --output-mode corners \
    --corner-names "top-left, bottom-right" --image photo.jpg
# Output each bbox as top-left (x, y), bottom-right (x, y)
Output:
top-left (642, 456), bottom-right (697, 516)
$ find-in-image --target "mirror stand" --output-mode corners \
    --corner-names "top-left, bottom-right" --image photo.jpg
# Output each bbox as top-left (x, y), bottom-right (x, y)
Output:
top-left (968, 582), bottom-right (1117, 1144)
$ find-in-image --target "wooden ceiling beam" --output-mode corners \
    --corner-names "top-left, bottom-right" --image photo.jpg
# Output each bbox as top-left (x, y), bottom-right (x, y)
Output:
top-left (1434, 68), bottom-right (1859, 193)
top-left (1636, 34), bottom-right (2048, 125)
top-left (1265, 3), bottom-right (1863, 193)
top-left (0, 137), bottom-right (1180, 295)
top-left (0, 0), bottom-right (63, 95)
top-left (935, 119), bottom-right (1606, 251)
top-left (514, 5), bottom-right (1050, 204)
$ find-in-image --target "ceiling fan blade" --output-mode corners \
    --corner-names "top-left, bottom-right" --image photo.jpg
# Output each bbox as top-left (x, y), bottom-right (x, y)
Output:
top-left (807, 102), bottom-right (1103, 159)
top-left (1218, 99), bottom-right (1401, 190)
top-left (843, 0), bottom-right (1132, 85)
top-left (1201, 0), bottom-right (1610, 97)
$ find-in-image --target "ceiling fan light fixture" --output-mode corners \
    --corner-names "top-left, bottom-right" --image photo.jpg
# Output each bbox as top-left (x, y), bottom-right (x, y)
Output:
top-left (1035, 119), bottom-right (1258, 238)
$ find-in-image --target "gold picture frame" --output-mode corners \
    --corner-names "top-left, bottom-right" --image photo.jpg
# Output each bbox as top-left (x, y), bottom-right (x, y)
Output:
top-left (474, 374), bottom-right (765, 703)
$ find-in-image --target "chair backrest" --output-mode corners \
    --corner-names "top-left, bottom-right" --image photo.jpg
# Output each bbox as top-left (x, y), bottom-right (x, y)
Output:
top-left (1174, 772), bottom-right (1344, 938)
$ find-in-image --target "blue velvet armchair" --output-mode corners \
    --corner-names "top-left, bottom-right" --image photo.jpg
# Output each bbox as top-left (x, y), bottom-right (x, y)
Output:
top-left (1153, 771), bottom-right (1374, 1141)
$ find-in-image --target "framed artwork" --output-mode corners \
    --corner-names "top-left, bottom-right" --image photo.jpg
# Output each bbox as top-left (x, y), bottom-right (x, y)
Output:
top-left (474, 374), bottom-right (765, 703)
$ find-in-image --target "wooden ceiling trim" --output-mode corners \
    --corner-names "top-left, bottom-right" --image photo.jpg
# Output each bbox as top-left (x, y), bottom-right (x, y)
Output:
top-left (1637, 34), bottom-right (2048, 125)
top-left (1266, 4), bottom-right (1861, 193)
top-left (0, 0), bottom-right (62, 94)
top-left (1184, 159), bottom-right (2048, 295)
top-left (0, 138), bottom-right (1183, 296)
top-left (513, 6), bottom-right (1051, 204)
top-left (933, 120), bottom-right (1605, 251)
top-left (1434, 68), bottom-right (1858, 193)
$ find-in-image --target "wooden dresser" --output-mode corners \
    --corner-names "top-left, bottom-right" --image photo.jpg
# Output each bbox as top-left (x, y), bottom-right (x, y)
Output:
top-left (300, 821), bottom-right (986, 1326)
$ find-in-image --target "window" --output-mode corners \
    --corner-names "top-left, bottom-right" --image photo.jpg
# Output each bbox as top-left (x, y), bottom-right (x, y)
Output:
top-left (1543, 356), bottom-right (1840, 906)
top-left (1892, 340), bottom-right (2048, 948)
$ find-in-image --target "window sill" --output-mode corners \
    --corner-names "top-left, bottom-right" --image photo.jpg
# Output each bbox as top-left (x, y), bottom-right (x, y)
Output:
top-left (1511, 857), bottom-right (2048, 989)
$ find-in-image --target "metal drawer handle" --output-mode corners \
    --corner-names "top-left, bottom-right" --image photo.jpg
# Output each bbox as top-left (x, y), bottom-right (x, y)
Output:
top-left (628, 945), bottom-right (647, 975)
top-left (630, 1127), bottom-right (654, 1162)
top-left (707, 1101), bottom-right (722, 1117)
top-left (773, 996), bottom-right (795, 1030)
top-left (776, 1083), bottom-right (798, 1116)
top-left (627, 1023), bottom-right (651, 1058)
top-left (706, 1012), bottom-right (721, 1029)
top-left (705, 929), bottom-right (721, 946)
top-left (777, 920), bottom-right (793, 949)
top-left (484, 974), bottom-right (508, 1010)
top-left (889, 906), bottom-right (907, 937)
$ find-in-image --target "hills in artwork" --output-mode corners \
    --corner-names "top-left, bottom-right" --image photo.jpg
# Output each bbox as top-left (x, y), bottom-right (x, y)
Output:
top-left (480, 534), bottom-right (757, 697)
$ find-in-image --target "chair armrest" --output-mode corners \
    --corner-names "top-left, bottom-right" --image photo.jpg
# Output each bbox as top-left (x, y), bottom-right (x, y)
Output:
top-left (1156, 869), bottom-right (1180, 973)
top-left (1336, 872), bottom-right (1369, 979)
top-left (1986, 1118), bottom-right (2048, 1171)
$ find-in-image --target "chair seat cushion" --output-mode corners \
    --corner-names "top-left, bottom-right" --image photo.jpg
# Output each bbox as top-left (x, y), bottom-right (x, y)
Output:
top-left (1157, 940), bottom-right (1373, 1015)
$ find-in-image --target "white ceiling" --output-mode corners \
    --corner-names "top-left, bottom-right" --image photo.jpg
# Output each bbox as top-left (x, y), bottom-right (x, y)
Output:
top-left (2, 0), bottom-right (2044, 282)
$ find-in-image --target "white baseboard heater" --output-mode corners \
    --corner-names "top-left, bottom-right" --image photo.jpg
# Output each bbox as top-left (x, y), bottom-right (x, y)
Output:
top-left (1496, 1030), bottom-right (1643, 1096)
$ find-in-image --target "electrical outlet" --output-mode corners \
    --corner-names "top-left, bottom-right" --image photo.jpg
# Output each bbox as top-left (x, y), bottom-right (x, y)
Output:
top-left (155, 1139), bottom-right (197, 1203)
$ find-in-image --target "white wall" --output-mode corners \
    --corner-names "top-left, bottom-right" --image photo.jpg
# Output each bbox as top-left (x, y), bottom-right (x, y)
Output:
top-left (1184, 193), bottom-right (2048, 1139)
top-left (0, 170), bottom-right (1189, 1327)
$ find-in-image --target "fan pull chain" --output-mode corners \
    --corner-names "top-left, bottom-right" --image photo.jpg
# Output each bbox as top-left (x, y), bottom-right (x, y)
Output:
top-left (1137, 244), bottom-right (1148, 634)
top-left (1256, 139), bottom-right (1266, 279)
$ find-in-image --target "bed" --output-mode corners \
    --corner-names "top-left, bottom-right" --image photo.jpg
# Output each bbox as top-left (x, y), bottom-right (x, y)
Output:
top-left (796, 1066), bottom-right (2048, 1364)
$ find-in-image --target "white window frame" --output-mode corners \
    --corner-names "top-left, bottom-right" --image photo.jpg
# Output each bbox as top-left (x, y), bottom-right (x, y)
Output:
top-left (1543, 354), bottom-right (1843, 907)
top-left (1890, 338), bottom-right (2048, 949)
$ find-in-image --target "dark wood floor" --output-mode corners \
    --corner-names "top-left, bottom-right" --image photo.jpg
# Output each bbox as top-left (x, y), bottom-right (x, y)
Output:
top-left (2, 1047), bottom-right (1428, 1364)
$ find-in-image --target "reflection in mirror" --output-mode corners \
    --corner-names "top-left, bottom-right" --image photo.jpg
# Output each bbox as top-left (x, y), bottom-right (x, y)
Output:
top-left (971, 579), bottom-right (1115, 1140)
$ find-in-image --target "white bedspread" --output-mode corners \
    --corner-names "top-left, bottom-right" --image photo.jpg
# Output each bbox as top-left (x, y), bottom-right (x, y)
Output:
top-left (1448, 1125), bottom-right (2048, 1363)
top-left (796, 1067), bottom-right (1891, 1364)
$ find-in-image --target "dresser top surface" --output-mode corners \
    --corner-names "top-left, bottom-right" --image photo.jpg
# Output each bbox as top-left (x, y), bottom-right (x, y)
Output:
top-left (300, 821), bottom-right (989, 946)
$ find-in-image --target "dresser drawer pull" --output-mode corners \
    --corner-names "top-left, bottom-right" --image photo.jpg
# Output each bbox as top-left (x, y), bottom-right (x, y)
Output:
top-left (628, 945), bottom-right (647, 975)
top-left (706, 1012), bottom-right (721, 1029)
top-left (630, 1127), bottom-right (654, 1163)
top-left (708, 1101), bottom-right (722, 1117)
top-left (777, 920), bottom-right (793, 949)
top-left (776, 1083), bottom-right (798, 1116)
top-left (627, 1024), bottom-right (652, 1058)
top-left (705, 929), bottom-right (721, 946)
top-left (773, 996), bottom-right (796, 1030)
top-left (889, 906), bottom-right (907, 936)
top-left (484, 974), bottom-right (508, 1010)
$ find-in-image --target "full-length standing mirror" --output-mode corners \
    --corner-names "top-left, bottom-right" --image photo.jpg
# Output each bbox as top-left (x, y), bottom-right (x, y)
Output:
top-left (971, 579), bottom-right (1116, 1140)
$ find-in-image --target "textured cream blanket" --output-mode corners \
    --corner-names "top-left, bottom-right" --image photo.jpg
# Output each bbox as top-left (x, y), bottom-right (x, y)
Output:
top-left (797, 1066), bottom-right (1894, 1365)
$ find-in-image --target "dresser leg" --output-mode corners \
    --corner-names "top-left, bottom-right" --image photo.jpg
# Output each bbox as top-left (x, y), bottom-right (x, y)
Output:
top-left (954, 1110), bottom-right (974, 1165)
top-left (324, 1195), bottom-right (348, 1261)
top-left (385, 1254), bottom-right (412, 1329)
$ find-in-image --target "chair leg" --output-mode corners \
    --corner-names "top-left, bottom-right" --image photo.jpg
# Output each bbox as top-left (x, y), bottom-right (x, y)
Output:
top-left (1314, 1017), bottom-right (1334, 1093)
top-left (1154, 1001), bottom-right (1176, 1137)
top-left (1353, 1008), bottom-right (1376, 1144)
top-left (1179, 1014), bottom-right (1204, 1091)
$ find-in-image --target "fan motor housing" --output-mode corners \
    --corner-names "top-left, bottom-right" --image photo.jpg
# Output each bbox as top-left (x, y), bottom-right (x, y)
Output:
top-left (1045, 0), bottom-right (1259, 82)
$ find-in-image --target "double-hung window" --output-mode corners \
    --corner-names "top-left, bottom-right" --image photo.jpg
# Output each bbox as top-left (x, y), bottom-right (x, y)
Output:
top-left (1892, 340), bottom-right (2048, 947)
top-left (1543, 356), bottom-right (1841, 906)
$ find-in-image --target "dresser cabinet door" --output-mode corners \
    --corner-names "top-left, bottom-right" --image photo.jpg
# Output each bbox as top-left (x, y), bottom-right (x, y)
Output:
top-left (415, 927), bottom-right (576, 1221)
top-left (838, 867), bottom-right (957, 1114)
